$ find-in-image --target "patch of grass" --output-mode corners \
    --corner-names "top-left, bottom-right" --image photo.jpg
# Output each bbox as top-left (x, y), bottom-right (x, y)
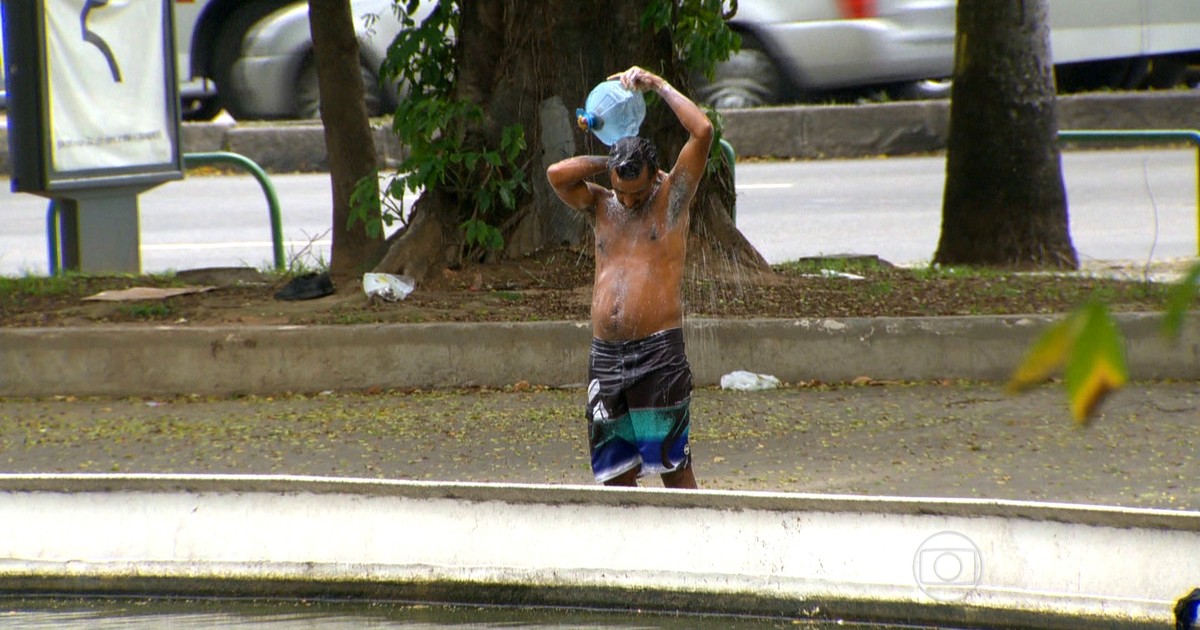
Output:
top-left (909, 265), bottom-right (1010, 281)
top-left (0, 272), bottom-right (186, 299)
top-left (774, 255), bottom-right (892, 275)
top-left (866, 281), bottom-right (894, 297)
top-left (0, 274), bottom-right (78, 298)
top-left (278, 238), bottom-right (331, 276)
top-left (328, 312), bottom-right (385, 325)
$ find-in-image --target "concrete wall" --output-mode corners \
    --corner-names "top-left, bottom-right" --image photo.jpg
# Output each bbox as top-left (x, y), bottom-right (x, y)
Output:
top-left (0, 474), bottom-right (1196, 628)
top-left (720, 91), bottom-right (1200, 160)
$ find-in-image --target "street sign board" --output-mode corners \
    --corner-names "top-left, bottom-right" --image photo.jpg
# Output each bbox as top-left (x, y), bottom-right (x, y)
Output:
top-left (2, 0), bottom-right (184, 193)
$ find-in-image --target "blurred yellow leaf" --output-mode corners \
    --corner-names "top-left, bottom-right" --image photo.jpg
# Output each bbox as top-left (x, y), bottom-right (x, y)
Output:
top-left (1009, 302), bottom-right (1129, 426)
top-left (1063, 302), bottom-right (1128, 426)
top-left (1012, 262), bottom-right (1195, 425)
top-left (1007, 314), bottom-right (1077, 393)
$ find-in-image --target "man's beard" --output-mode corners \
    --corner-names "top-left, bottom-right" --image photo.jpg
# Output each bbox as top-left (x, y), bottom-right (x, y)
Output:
top-left (623, 176), bottom-right (662, 213)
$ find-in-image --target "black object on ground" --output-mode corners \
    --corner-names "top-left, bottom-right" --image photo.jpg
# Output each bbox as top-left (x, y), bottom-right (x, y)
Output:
top-left (274, 272), bottom-right (334, 301)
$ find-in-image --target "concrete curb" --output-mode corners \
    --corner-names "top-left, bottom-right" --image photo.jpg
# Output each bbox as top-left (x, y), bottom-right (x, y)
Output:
top-left (2, 313), bottom-right (1197, 398)
top-left (719, 90), bottom-right (1200, 160)
top-left (0, 473), bottom-right (1195, 627)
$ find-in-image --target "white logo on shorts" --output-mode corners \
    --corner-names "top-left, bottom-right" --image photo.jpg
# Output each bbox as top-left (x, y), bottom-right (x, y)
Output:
top-left (588, 379), bottom-right (609, 421)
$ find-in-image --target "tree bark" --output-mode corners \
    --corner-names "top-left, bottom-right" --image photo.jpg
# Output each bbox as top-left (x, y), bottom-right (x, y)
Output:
top-left (935, 0), bottom-right (1077, 269)
top-left (308, 0), bottom-right (384, 278)
top-left (374, 0), bottom-right (768, 284)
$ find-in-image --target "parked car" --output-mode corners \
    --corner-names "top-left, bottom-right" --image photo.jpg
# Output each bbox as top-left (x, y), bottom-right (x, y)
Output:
top-left (698, 0), bottom-right (1200, 108)
top-left (229, 0), bottom-right (432, 119)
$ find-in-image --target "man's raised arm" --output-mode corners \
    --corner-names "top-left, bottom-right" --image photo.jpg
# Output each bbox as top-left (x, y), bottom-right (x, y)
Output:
top-left (614, 66), bottom-right (714, 182)
top-left (547, 155), bottom-right (609, 212)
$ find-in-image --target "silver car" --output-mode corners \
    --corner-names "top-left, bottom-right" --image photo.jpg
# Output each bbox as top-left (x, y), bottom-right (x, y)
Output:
top-left (229, 0), bottom-right (429, 119)
top-left (697, 0), bottom-right (957, 108)
top-left (228, 0), bottom-right (953, 117)
top-left (699, 0), bottom-right (1200, 108)
top-left (225, 0), bottom-right (1200, 119)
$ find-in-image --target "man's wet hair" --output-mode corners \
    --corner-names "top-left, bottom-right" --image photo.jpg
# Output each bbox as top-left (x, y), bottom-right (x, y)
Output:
top-left (607, 136), bottom-right (659, 181)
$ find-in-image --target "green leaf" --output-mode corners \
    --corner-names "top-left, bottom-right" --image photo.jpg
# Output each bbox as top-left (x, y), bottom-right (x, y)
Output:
top-left (498, 186), bottom-right (515, 210)
top-left (487, 229), bottom-right (504, 251)
top-left (1062, 302), bottom-right (1128, 425)
top-left (347, 173), bottom-right (383, 238)
top-left (459, 218), bottom-right (503, 252)
top-left (1162, 261), bottom-right (1200, 340)
top-left (462, 218), bottom-right (480, 244)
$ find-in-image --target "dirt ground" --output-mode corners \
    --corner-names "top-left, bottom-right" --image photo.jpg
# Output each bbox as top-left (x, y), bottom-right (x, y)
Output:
top-left (0, 248), bottom-right (1188, 327)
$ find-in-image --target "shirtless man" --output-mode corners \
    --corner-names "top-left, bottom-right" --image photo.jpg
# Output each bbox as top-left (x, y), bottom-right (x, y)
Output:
top-left (546, 66), bottom-right (713, 489)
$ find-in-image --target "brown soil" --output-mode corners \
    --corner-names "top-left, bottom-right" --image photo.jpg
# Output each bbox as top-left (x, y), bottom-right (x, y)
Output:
top-left (0, 248), bottom-right (1184, 328)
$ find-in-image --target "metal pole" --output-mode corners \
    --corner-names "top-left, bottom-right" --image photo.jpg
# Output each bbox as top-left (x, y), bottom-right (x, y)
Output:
top-left (719, 138), bottom-right (737, 224)
top-left (183, 151), bottom-right (286, 271)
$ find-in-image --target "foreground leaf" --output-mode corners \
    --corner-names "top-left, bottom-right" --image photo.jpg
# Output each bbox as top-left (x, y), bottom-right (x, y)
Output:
top-left (1162, 262), bottom-right (1200, 340)
top-left (1063, 302), bottom-right (1128, 425)
top-left (1008, 301), bottom-right (1129, 425)
top-left (1007, 314), bottom-right (1078, 393)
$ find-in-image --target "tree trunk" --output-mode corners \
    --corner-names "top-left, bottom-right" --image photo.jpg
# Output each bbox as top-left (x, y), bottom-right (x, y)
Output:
top-left (308, 0), bottom-right (383, 278)
top-left (935, 0), bottom-right (1077, 269)
top-left (374, 0), bottom-right (768, 285)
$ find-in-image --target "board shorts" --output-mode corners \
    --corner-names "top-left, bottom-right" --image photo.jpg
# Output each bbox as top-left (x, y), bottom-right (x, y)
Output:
top-left (586, 327), bottom-right (693, 482)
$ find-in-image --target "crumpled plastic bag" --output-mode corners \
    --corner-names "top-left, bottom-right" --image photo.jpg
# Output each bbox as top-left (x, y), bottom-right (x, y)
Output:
top-left (362, 272), bottom-right (415, 302)
top-left (720, 370), bottom-right (782, 391)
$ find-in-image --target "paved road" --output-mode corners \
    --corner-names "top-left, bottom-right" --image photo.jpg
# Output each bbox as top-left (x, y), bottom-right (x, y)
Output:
top-left (737, 148), bottom-right (1197, 267)
top-left (1, 148), bottom-right (1195, 276)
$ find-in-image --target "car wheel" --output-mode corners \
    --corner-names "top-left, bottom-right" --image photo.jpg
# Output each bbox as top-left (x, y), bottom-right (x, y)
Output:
top-left (182, 96), bottom-right (222, 122)
top-left (696, 44), bottom-right (785, 108)
top-left (296, 57), bottom-right (387, 119)
top-left (211, 1), bottom-right (293, 120)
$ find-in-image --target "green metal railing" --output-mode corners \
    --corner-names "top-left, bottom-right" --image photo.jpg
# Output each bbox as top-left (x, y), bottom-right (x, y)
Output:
top-left (719, 138), bottom-right (737, 223)
top-left (1058, 129), bottom-right (1200, 256)
top-left (47, 151), bottom-right (285, 275)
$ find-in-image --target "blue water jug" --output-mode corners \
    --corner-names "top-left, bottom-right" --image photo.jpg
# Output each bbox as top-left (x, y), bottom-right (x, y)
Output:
top-left (576, 80), bottom-right (646, 146)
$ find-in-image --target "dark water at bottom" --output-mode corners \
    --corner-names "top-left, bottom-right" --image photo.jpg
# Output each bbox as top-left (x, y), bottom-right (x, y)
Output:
top-left (0, 598), bottom-right (948, 629)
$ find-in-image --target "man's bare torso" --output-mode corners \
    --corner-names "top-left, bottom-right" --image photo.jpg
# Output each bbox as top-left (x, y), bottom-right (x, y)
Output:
top-left (590, 171), bottom-right (691, 341)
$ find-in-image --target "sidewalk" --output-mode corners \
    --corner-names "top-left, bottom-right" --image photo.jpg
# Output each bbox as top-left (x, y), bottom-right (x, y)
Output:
top-left (2, 380), bottom-right (1196, 510)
